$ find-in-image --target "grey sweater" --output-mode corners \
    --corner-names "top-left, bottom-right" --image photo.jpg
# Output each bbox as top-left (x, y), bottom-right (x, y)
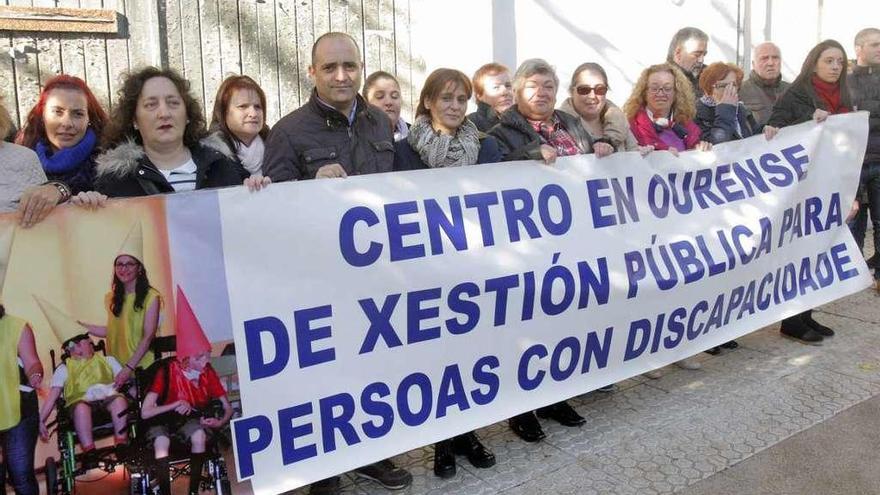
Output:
top-left (0, 142), bottom-right (47, 213)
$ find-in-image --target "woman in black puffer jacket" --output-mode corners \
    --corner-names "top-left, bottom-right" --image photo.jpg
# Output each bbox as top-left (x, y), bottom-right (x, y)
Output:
top-left (94, 67), bottom-right (249, 198)
top-left (768, 39), bottom-right (854, 345)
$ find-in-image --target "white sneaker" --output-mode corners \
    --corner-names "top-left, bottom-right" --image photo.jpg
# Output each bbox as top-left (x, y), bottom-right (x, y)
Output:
top-left (676, 357), bottom-right (702, 370)
top-left (643, 369), bottom-right (663, 379)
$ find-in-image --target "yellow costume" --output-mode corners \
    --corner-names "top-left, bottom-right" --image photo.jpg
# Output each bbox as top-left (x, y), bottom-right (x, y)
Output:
top-left (0, 314), bottom-right (26, 430)
top-left (62, 354), bottom-right (115, 406)
top-left (105, 287), bottom-right (162, 369)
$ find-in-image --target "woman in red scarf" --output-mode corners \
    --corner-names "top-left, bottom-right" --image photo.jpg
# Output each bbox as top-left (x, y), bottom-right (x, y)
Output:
top-left (768, 39), bottom-right (851, 128)
top-left (768, 39), bottom-right (853, 344)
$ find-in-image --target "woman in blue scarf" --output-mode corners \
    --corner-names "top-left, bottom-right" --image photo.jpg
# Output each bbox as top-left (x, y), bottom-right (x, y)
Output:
top-left (16, 75), bottom-right (108, 195)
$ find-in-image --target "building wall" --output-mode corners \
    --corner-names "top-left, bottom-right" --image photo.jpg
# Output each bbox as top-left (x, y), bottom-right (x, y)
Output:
top-left (0, 0), bottom-right (415, 127)
top-left (410, 0), bottom-right (880, 114)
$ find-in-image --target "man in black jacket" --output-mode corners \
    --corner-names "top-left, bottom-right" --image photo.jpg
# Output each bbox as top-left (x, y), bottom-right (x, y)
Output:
top-left (262, 32), bottom-right (394, 181)
top-left (848, 27), bottom-right (880, 289)
top-left (262, 32), bottom-right (410, 495)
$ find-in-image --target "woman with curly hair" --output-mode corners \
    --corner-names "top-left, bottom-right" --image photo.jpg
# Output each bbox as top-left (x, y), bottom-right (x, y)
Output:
top-left (625, 63), bottom-right (708, 375)
top-left (624, 63), bottom-right (711, 154)
top-left (94, 66), bottom-right (249, 197)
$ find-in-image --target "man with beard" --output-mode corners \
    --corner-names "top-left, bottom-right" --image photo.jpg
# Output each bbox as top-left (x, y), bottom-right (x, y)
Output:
top-left (667, 27), bottom-right (709, 98)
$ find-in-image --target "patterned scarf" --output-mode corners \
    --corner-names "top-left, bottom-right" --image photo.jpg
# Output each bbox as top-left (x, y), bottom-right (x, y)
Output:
top-left (407, 115), bottom-right (480, 168)
top-left (529, 114), bottom-right (581, 156)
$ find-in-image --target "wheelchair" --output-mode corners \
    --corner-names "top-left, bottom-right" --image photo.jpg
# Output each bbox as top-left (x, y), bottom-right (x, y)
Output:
top-left (43, 340), bottom-right (135, 495)
top-left (42, 335), bottom-right (233, 494)
top-left (122, 335), bottom-right (233, 495)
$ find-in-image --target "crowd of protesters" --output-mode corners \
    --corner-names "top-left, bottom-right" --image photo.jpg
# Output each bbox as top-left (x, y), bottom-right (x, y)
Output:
top-left (0, 25), bottom-right (878, 495)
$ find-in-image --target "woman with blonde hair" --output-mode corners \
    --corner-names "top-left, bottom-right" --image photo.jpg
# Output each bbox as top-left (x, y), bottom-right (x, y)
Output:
top-left (624, 63), bottom-right (710, 154)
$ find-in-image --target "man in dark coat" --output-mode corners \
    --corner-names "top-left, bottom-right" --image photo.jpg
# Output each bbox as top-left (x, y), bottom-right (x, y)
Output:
top-left (262, 33), bottom-right (394, 181)
top-left (740, 42), bottom-right (791, 128)
top-left (667, 27), bottom-right (709, 98)
top-left (848, 27), bottom-right (880, 288)
top-left (261, 32), bottom-right (411, 495)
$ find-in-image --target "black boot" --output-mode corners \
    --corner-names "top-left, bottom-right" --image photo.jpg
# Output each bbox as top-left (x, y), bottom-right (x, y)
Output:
top-left (452, 432), bottom-right (495, 468)
top-left (508, 412), bottom-right (545, 442)
top-left (536, 401), bottom-right (585, 427)
top-left (188, 453), bottom-right (206, 495)
top-left (433, 439), bottom-right (456, 479)
top-left (156, 457), bottom-right (171, 495)
top-left (780, 313), bottom-right (823, 344)
top-left (801, 310), bottom-right (834, 337)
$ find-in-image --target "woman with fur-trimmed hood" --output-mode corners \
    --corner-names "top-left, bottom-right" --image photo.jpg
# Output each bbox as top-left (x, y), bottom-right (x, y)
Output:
top-left (94, 67), bottom-right (249, 197)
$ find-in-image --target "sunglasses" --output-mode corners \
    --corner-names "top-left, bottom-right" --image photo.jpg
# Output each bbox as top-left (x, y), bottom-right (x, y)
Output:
top-left (575, 84), bottom-right (608, 96)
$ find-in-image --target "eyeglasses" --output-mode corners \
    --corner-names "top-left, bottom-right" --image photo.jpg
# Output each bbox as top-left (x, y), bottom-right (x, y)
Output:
top-left (114, 261), bottom-right (139, 269)
top-left (713, 81), bottom-right (739, 90)
top-left (647, 86), bottom-right (675, 95)
top-left (576, 84), bottom-right (608, 96)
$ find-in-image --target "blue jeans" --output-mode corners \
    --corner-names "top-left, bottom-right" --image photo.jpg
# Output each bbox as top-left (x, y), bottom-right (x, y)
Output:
top-left (847, 162), bottom-right (880, 280)
top-left (0, 391), bottom-right (38, 495)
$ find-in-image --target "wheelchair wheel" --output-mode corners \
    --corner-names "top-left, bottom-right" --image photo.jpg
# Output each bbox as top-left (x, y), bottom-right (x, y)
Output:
top-left (207, 457), bottom-right (232, 495)
top-left (45, 457), bottom-right (58, 495)
top-left (129, 471), bottom-right (154, 495)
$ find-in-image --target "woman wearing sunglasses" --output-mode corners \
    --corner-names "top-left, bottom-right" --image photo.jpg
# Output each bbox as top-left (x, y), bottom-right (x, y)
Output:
top-left (624, 63), bottom-right (711, 155)
top-left (559, 63), bottom-right (644, 152)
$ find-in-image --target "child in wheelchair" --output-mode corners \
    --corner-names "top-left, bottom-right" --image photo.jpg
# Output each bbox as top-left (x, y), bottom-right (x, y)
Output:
top-left (140, 288), bottom-right (232, 495)
top-left (38, 333), bottom-right (129, 452)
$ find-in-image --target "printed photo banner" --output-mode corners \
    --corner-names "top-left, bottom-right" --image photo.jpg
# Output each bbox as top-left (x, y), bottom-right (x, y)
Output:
top-left (219, 114), bottom-right (870, 493)
top-left (0, 113), bottom-right (870, 494)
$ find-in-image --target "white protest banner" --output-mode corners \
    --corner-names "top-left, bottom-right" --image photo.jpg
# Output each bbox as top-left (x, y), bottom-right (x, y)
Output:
top-left (221, 113), bottom-right (870, 494)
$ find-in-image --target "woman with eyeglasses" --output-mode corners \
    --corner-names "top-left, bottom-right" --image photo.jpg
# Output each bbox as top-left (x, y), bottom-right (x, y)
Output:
top-left (79, 240), bottom-right (162, 388)
top-left (695, 62), bottom-right (779, 145)
top-left (624, 63), bottom-right (711, 155)
top-left (693, 62), bottom-right (780, 356)
top-left (559, 62), bottom-right (644, 152)
top-left (624, 63), bottom-right (708, 376)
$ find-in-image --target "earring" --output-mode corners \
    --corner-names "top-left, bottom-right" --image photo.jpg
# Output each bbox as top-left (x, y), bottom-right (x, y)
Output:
top-left (133, 123), bottom-right (139, 130)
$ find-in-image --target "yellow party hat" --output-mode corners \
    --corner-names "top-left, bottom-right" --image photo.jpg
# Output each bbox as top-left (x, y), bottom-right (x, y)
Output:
top-left (33, 295), bottom-right (85, 344)
top-left (117, 221), bottom-right (144, 262)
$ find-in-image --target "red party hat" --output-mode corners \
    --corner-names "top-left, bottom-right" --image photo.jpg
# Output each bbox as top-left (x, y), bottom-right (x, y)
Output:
top-left (175, 286), bottom-right (211, 359)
